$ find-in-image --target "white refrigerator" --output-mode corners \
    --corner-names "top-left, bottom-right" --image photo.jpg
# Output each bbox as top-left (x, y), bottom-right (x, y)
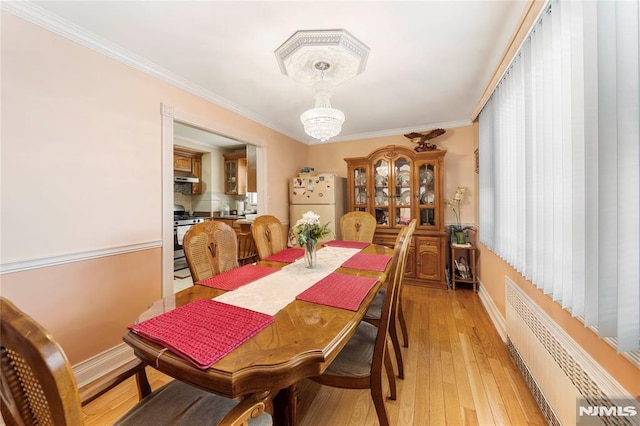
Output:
top-left (289, 173), bottom-right (347, 240)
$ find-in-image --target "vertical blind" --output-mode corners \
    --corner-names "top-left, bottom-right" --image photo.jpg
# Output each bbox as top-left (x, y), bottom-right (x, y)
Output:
top-left (479, 0), bottom-right (639, 353)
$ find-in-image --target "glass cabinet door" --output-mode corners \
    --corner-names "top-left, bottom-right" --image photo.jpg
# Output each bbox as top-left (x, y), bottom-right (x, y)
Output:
top-left (417, 162), bottom-right (437, 227)
top-left (373, 159), bottom-right (390, 226)
top-left (352, 166), bottom-right (368, 212)
top-left (225, 160), bottom-right (237, 194)
top-left (393, 156), bottom-right (412, 225)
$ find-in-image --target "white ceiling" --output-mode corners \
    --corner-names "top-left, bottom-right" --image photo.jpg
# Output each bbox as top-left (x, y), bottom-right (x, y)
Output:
top-left (21, 1), bottom-right (528, 145)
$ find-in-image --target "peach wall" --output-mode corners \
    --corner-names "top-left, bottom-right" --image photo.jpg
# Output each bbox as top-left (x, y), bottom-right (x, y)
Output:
top-left (307, 125), bottom-right (477, 226)
top-left (1, 13), bottom-right (307, 363)
top-left (478, 243), bottom-right (640, 398)
top-left (0, 249), bottom-right (161, 364)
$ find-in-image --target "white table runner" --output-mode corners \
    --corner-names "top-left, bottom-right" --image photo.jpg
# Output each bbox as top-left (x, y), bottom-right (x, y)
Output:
top-left (214, 246), bottom-right (361, 315)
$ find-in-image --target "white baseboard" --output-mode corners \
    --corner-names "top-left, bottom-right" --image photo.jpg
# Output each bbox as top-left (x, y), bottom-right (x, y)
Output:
top-left (477, 280), bottom-right (507, 342)
top-left (72, 343), bottom-right (137, 388)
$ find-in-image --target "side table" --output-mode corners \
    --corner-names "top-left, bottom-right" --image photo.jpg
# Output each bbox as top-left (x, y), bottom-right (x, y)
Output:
top-left (450, 243), bottom-right (478, 291)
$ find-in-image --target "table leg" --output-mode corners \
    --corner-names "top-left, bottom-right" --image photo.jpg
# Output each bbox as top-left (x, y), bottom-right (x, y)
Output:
top-left (288, 384), bottom-right (298, 426)
top-left (273, 384), bottom-right (298, 426)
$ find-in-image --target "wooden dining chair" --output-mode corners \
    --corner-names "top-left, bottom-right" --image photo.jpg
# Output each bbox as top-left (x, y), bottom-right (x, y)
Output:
top-left (310, 226), bottom-right (411, 426)
top-left (340, 211), bottom-right (377, 243)
top-left (251, 215), bottom-right (287, 260)
top-left (183, 221), bottom-right (239, 282)
top-left (0, 297), bottom-right (272, 426)
top-left (363, 219), bottom-right (416, 380)
top-left (237, 231), bottom-right (258, 266)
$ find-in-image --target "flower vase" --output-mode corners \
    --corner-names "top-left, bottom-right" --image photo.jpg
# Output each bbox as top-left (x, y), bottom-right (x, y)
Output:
top-left (454, 231), bottom-right (466, 244)
top-left (304, 240), bottom-right (317, 268)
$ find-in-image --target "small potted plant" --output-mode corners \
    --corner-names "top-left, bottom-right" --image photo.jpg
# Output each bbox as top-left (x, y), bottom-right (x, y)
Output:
top-left (447, 186), bottom-right (471, 244)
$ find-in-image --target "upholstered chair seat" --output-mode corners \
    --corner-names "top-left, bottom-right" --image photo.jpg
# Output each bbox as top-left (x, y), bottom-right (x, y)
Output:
top-left (321, 322), bottom-right (377, 378)
top-left (115, 379), bottom-right (271, 426)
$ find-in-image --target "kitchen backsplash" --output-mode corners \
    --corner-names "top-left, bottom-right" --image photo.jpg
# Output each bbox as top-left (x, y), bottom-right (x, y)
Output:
top-left (175, 191), bottom-right (254, 215)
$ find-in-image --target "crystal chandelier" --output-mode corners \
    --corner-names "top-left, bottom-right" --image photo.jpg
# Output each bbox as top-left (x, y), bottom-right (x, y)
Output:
top-left (275, 29), bottom-right (370, 143)
top-left (300, 63), bottom-right (345, 142)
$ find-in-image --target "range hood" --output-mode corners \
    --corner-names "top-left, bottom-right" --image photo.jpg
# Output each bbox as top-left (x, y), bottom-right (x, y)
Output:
top-left (174, 173), bottom-right (199, 183)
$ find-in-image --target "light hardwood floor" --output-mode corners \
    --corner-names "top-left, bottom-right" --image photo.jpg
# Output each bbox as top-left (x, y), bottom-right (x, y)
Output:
top-left (82, 285), bottom-right (546, 425)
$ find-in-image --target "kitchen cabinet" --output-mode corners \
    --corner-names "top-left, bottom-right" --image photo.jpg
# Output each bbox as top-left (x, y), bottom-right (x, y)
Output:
top-left (174, 153), bottom-right (192, 172)
top-left (345, 145), bottom-right (447, 288)
top-left (191, 156), bottom-right (202, 194)
top-left (223, 152), bottom-right (247, 195)
top-left (212, 217), bottom-right (241, 232)
top-left (174, 148), bottom-right (203, 195)
top-left (246, 145), bottom-right (257, 193)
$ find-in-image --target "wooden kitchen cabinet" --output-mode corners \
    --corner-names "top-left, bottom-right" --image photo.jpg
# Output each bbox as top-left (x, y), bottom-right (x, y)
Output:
top-left (346, 145), bottom-right (447, 288)
top-left (174, 148), bottom-right (203, 195)
top-left (223, 152), bottom-right (247, 195)
top-left (191, 156), bottom-right (202, 194)
top-left (173, 154), bottom-right (192, 172)
top-left (212, 217), bottom-right (241, 232)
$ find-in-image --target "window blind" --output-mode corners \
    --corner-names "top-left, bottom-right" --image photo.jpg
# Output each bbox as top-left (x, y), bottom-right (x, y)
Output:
top-left (479, 0), bottom-right (639, 353)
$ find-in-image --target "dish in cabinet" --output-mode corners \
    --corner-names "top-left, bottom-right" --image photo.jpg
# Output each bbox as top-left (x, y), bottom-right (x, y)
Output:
top-left (375, 166), bottom-right (389, 177)
top-left (399, 190), bottom-right (411, 205)
top-left (396, 170), bottom-right (410, 186)
top-left (425, 169), bottom-right (434, 183)
top-left (375, 190), bottom-right (387, 206)
top-left (421, 190), bottom-right (435, 204)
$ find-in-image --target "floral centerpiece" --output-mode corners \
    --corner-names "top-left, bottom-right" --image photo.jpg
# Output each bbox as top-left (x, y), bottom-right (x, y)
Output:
top-left (447, 186), bottom-right (471, 244)
top-left (292, 211), bottom-right (332, 268)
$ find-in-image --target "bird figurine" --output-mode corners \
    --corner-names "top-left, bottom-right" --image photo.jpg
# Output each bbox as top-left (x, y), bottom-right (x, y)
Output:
top-left (404, 128), bottom-right (446, 152)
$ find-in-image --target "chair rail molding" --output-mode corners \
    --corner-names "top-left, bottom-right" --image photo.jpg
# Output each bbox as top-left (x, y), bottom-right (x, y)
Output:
top-left (0, 241), bottom-right (161, 274)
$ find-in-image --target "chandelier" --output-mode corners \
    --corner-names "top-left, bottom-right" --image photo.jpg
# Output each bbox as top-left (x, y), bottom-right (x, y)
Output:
top-left (275, 29), bottom-right (370, 142)
top-left (300, 63), bottom-right (344, 142)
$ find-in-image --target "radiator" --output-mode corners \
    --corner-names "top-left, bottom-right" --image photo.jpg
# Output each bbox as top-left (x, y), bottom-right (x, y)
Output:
top-left (505, 277), bottom-right (638, 426)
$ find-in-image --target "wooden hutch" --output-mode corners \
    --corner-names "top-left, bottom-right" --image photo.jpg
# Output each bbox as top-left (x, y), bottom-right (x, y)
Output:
top-left (345, 145), bottom-right (447, 288)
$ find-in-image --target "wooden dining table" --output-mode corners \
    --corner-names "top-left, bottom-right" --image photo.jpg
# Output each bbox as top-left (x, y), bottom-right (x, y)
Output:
top-left (123, 243), bottom-right (394, 425)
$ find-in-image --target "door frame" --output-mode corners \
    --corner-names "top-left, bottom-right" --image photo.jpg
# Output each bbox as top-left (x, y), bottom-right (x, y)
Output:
top-left (160, 103), bottom-right (268, 296)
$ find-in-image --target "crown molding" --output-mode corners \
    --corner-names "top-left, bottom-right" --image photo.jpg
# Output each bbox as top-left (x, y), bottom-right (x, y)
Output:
top-left (312, 119), bottom-right (473, 145)
top-left (1, 1), bottom-right (298, 139)
top-left (2, 2), bottom-right (474, 146)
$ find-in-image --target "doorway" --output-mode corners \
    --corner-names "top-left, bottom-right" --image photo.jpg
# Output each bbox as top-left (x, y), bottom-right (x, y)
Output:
top-left (161, 103), bottom-right (267, 296)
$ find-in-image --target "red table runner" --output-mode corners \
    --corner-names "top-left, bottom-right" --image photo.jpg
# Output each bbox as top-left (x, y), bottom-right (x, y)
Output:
top-left (264, 247), bottom-right (305, 263)
top-left (129, 299), bottom-right (273, 369)
top-left (196, 264), bottom-right (279, 291)
top-left (323, 240), bottom-right (370, 249)
top-left (341, 253), bottom-right (392, 272)
top-left (296, 273), bottom-right (379, 311)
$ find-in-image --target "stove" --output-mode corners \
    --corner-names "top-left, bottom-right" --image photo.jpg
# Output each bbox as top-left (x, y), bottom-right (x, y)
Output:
top-left (174, 216), bottom-right (205, 226)
top-left (173, 205), bottom-right (205, 271)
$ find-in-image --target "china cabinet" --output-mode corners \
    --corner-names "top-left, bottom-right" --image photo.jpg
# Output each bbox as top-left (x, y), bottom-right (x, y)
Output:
top-left (223, 152), bottom-right (247, 195)
top-left (345, 145), bottom-right (447, 288)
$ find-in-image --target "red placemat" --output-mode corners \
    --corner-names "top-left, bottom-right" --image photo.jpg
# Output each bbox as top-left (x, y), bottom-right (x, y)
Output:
top-left (323, 240), bottom-right (370, 249)
top-left (341, 253), bottom-right (392, 272)
top-left (264, 247), bottom-right (305, 263)
top-left (129, 299), bottom-right (273, 369)
top-left (296, 273), bottom-right (379, 311)
top-left (196, 264), bottom-right (279, 291)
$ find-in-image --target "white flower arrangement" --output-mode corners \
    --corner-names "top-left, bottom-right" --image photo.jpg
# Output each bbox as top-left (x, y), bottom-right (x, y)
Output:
top-left (446, 186), bottom-right (470, 233)
top-left (292, 211), bottom-right (332, 246)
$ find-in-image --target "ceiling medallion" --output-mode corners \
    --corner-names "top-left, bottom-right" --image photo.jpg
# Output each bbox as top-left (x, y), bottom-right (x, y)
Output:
top-left (275, 29), bottom-right (370, 142)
